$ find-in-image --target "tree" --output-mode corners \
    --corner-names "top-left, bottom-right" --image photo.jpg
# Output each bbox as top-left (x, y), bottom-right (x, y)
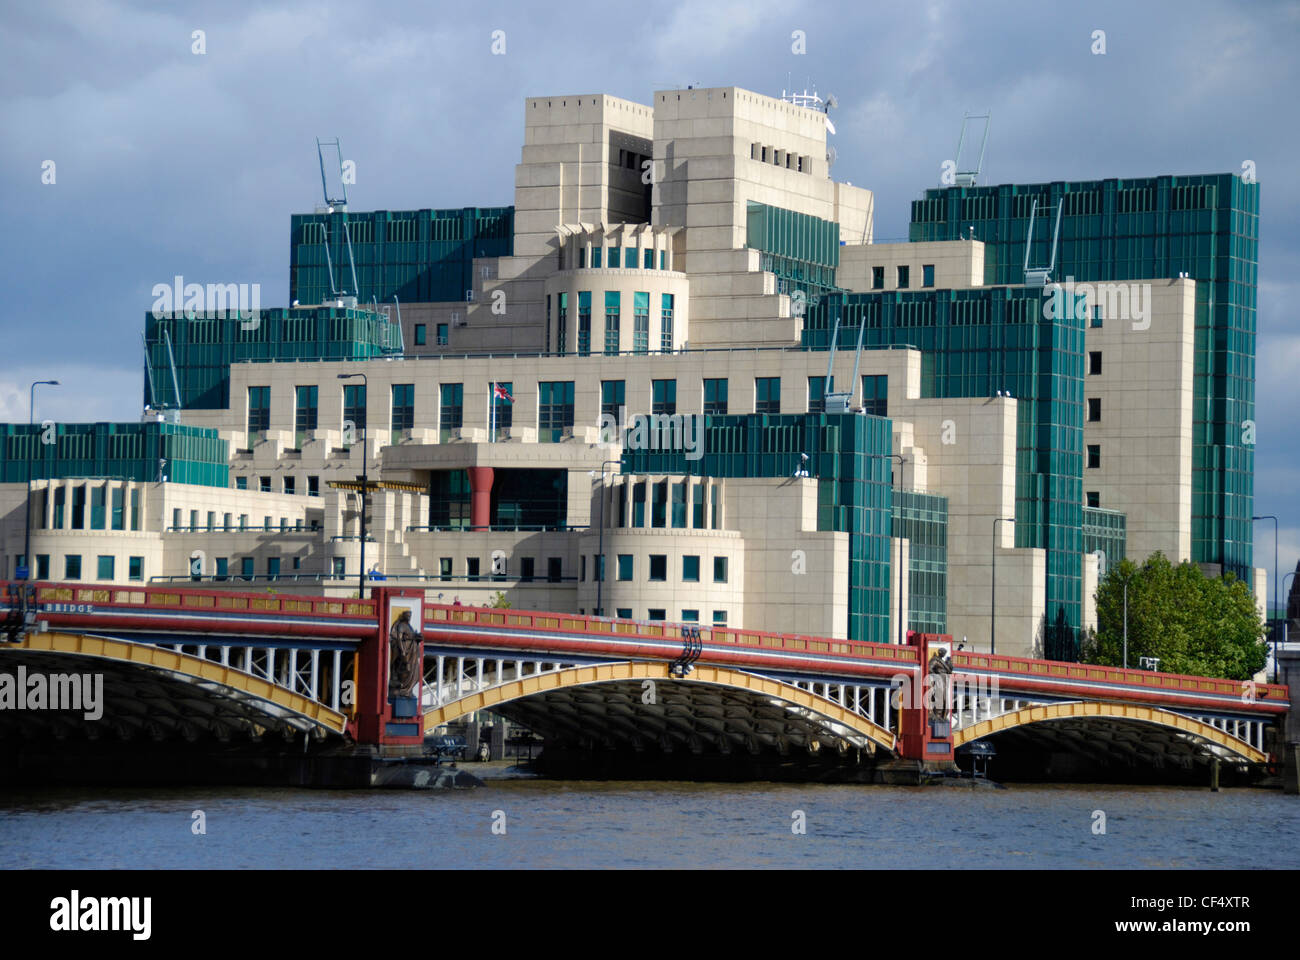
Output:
top-left (1082, 551), bottom-right (1267, 680)
top-left (489, 591), bottom-right (511, 609)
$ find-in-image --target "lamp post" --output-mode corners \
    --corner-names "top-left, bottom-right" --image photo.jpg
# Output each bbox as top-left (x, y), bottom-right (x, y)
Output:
top-left (595, 459), bottom-right (621, 617)
top-left (1253, 515), bottom-right (1278, 683)
top-left (22, 380), bottom-right (59, 580)
top-left (338, 373), bottom-right (368, 600)
top-left (1283, 570), bottom-right (1297, 664)
top-left (1120, 568), bottom-right (1133, 669)
top-left (991, 516), bottom-right (1014, 655)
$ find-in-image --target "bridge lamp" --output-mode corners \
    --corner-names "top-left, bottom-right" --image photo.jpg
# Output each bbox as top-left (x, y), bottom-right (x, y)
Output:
top-left (339, 373), bottom-right (368, 600)
top-left (1253, 515), bottom-right (1279, 683)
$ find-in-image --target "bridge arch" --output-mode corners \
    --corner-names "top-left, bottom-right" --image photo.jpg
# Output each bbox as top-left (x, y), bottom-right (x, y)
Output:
top-left (3, 631), bottom-right (348, 738)
top-left (423, 661), bottom-right (897, 755)
top-left (954, 700), bottom-right (1267, 764)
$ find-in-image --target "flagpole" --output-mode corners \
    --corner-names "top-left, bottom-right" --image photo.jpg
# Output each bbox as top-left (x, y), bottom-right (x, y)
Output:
top-left (491, 382), bottom-right (495, 443)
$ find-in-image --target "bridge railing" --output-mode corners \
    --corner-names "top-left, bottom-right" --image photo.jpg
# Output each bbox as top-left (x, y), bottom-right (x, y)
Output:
top-left (3, 580), bottom-right (377, 630)
top-left (423, 604), bottom-right (921, 665)
top-left (954, 650), bottom-right (1288, 703)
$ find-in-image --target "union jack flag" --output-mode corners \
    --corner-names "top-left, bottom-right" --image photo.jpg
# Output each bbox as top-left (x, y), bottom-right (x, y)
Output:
top-left (493, 382), bottom-right (513, 403)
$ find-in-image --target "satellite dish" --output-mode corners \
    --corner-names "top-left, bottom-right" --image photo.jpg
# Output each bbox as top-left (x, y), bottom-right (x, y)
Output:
top-left (825, 116), bottom-right (837, 136)
top-left (826, 146), bottom-right (838, 167)
top-left (825, 93), bottom-right (838, 110)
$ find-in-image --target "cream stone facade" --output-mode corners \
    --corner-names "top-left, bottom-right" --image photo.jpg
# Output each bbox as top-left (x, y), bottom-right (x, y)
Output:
top-left (2, 85), bottom-right (1266, 660)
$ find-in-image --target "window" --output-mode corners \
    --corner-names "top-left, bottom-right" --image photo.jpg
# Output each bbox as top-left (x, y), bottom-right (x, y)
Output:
top-left (190, 510), bottom-right (198, 530)
top-left (648, 609), bottom-right (666, 622)
top-left (580, 555), bottom-right (586, 582)
top-left (547, 557), bottom-right (562, 583)
top-left (284, 477), bottom-right (295, 495)
top-left (492, 381), bottom-right (513, 438)
top-left (130, 489), bottom-right (140, 530)
top-left (617, 608), bottom-right (633, 620)
top-left (333, 557), bottom-right (346, 578)
top-left (703, 379), bottom-right (728, 415)
top-left (53, 487), bottom-right (64, 528)
top-left (538, 381), bottom-right (575, 442)
top-left (206, 511), bottom-right (216, 531)
top-left (659, 250), bottom-right (666, 270)
top-left (308, 476), bottom-right (320, 496)
top-left (557, 292), bottom-right (568, 355)
top-left (755, 377), bottom-right (781, 414)
top-left (71, 485), bottom-right (85, 529)
top-left (713, 556), bottom-right (728, 583)
top-left (342, 383), bottom-right (366, 434)
top-left (660, 293), bottom-right (673, 351)
top-left (1089, 351), bottom-right (1102, 375)
top-left (241, 557), bottom-right (255, 580)
top-left (90, 485), bottom-right (105, 529)
top-left (97, 555), bottom-right (114, 580)
top-left (649, 555), bottom-right (667, 581)
top-left (712, 610), bottom-right (728, 626)
top-left (111, 487), bottom-right (125, 530)
top-left (872, 266), bottom-right (885, 290)
top-left (1087, 491), bottom-right (1100, 508)
top-left (128, 556), bottom-right (143, 581)
top-left (591, 248), bottom-right (601, 268)
top-left (651, 480), bottom-right (667, 528)
top-left (671, 481), bottom-right (687, 528)
top-left (644, 248), bottom-right (654, 269)
top-left (267, 557), bottom-right (281, 578)
top-left (632, 482), bottom-right (646, 527)
top-left (601, 380), bottom-right (625, 421)
top-left (624, 247), bottom-right (637, 269)
top-left (617, 554), bottom-right (634, 581)
top-left (436, 323), bottom-right (448, 346)
top-left (467, 557), bottom-right (481, 582)
top-left (248, 386), bottom-right (271, 433)
top-left (439, 557), bottom-right (452, 582)
top-left (414, 324), bottom-right (427, 346)
top-left (1087, 398), bottom-right (1101, 422)
top-left (215, 557), bottom-right (228, 581)
top-left (520, 557), bottom-right (535, 582)
top-left (295, 385), bottom-right (318, 440)
top-left (681, 610), bottom-right (699, 623)
top-left (923, 264), bottom-right (935, 287)
top-left (36, 554), bottom-right (50, 579)
top-left (578, 291), bottom-right (592, 355)
top-left (682, 555), bottom-right (700, 582)
top-left (65, 555), bottom-right (81, 580)
top-left (172, 507), bottom-right (181, 529)
top-left (236, 476), bottom-right (248, 490)
top-left (808, 376), bottom-right (826, 413)
top-left (1087, 444), bottom-right (1101, 469)
top-left (632, 292), bottom-right (648, 354)
top-left (711, 484), bottom-right (720, 529)
top-left (391, 384), bottom-right (415, 432)
top-left (440, 383), bottom-right (464, 441)
top-left (862, 375), bottom-right (888, 416)
top-left (260, 476), bottom-right (271, 492)
top-left (692, 483), bottom-right (705, 528)
top-left (1090, 305), bottom-right (1103, 328)
top-left (223, 513), bottom-right (232, 530)
top-left (897, 265), bottom-right (910, 288)
top-left (652, 379), bottom-right (676, 415)
top-left (602, 291), bottom-right (618, 354)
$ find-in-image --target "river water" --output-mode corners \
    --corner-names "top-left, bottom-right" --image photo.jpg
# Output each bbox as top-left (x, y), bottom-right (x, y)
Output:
top-left (4, 778), bottom-right (1298, 869)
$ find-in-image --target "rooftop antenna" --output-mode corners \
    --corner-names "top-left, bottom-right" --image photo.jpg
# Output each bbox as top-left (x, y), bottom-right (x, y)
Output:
top-left (163, 326), bottom-right (183, 422)
top-left (1023, 197), bottom-right (1063, 287)
top-left (951, 112), bottom-right (991, 187)
top-left (316, 137), bottom-right (360, 299)
top-left (141, 332), bottom-right (159, 411)
top-left (820, 307), bottom-right (867, 414)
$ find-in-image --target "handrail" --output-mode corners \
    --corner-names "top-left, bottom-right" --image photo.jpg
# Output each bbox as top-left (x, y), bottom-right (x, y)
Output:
top-left (7, 579), bottom-right (375, 618)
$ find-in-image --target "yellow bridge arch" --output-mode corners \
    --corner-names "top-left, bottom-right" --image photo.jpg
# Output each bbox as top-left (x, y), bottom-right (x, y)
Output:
top-left (953, 700), bottom-right (1267, 763)
top-left (6, 630), bottom-right (348, 734)
top-left (423, 660), bottom-right (897, 753)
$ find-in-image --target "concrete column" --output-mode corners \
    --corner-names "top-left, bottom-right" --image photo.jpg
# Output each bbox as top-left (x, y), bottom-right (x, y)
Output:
top-left (1279, 648), bottom-right (1300, 795)
top-left (467, 467), bottom-right (494, 531)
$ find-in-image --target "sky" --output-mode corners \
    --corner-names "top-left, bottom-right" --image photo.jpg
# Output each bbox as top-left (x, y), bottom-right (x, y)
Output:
top-left (2, 0), bottom-right (1297, 602)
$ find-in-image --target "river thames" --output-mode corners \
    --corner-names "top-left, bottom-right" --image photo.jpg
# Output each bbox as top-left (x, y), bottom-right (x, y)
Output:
top-left (4, 779), bottom-right (1298, 869)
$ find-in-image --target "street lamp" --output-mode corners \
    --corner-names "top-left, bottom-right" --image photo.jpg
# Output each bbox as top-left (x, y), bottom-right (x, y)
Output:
top-left (22, 380), bottom-right (59, 580)
top-left (1283, 570), bottom-right (1297, 665)
top-left (868, 453), bottom-right (907, 645)
top-left (338, 373), bottom-right (368, 600)
top-left (1120, 567), bottom-right (1134, 669)
top-left (991, 516), bottom-right (1015, 655)
top-left (594, 459), bottom-right (621, 617)
top-left (1253, 515), bottom-right (1278, 683)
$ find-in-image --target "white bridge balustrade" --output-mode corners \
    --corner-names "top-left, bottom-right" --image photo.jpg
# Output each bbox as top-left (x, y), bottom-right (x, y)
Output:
top-left (162, 641), bottom-right (352, 713)
top-left (422, 654), bottom-right (586, 712)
